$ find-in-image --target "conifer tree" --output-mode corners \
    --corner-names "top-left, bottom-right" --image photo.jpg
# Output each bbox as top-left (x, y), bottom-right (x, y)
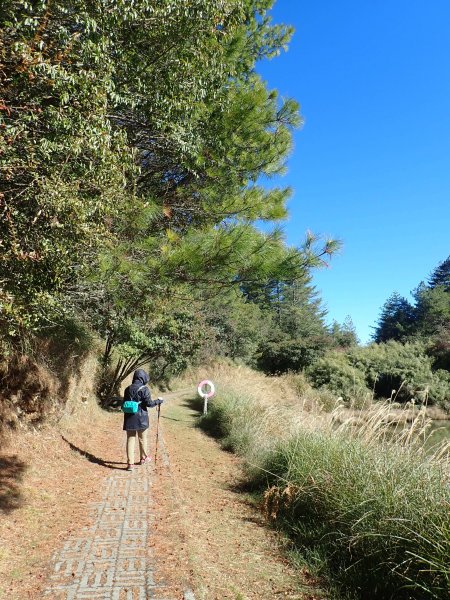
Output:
top-left (428, 255), bottom-right (450, 290)
top-left (373, 292), bottom-right (416, 343)
top-left (330, 316), bottom-right (359, 348)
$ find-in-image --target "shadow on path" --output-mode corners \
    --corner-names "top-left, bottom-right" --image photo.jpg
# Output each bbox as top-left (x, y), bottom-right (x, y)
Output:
top-left (61, 436), bottom-right (127, 470)
top-left (161, 415), bottom-right (189, 423)
top-left (181, 397), bottom-right (203, 414)
top-left (101, 396), bottom-right (123, 412)
top-left (0, 455), bottom-right (27, 513)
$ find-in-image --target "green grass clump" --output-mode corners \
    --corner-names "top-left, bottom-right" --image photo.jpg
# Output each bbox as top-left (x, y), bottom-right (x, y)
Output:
top-left (199, 391), bottom-right (278, 467)
top-left (200, 387), bottom-right (450, 599)
top-left (261, 433), bottom-right (449, 599)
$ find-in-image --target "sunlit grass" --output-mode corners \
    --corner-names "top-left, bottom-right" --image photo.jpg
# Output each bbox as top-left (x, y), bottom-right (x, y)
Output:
top-left (181, 361), bottom-right (450, 599)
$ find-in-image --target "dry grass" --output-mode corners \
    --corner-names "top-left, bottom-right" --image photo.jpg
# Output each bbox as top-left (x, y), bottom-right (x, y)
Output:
top-left (179, 361), bottom-right (449, 458)
top-left (155, 389), bottom-right (321, 599)
top-left (0, 358), bottom-right (322, 600)
top-left (177, 361), bottom-right (450, 599)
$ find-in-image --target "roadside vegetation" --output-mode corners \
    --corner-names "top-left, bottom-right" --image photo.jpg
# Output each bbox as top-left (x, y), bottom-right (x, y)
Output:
top-left (180, 362), bottom-right (450, 600)
top-left (1, 0), bottom-right (448, 425)
top-left (1, 0), bottom-right (338, 422)
top-left (1, 2), bottom-right (449, 597)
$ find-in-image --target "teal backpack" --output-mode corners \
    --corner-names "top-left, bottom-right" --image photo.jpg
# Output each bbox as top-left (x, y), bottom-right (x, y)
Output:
top-left (122, 385), bottom-right (145, 414)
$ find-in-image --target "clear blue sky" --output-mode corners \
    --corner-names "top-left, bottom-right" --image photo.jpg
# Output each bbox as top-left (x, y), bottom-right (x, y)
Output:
top-left (257, 0), bottom-right (450, 343)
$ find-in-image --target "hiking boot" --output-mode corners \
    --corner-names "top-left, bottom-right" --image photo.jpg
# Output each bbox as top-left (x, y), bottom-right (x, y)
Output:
top-left (139, 456), bottom-right (151, 465)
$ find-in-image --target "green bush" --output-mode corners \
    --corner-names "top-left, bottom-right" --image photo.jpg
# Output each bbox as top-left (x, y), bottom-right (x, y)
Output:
top-left (305, 342), bottom-right (450, 407)
top-left (348, 341), bottom-right (450, 405)
top-left (306, 352), bottom-right (371, 404)
top-left (257, 335), bottom-right (328, 374)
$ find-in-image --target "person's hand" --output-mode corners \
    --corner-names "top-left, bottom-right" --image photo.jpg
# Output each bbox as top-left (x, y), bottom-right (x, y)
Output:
top-left (156, 397), bottom-right (164, 405)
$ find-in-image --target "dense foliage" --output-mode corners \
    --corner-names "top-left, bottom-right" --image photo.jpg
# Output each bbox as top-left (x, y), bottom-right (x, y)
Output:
top-left (374, 256), bottom-right (450, 351)
top-left (1, 0), bottom-right (134, 336)
top-left (2, 0), bottom-right (447, 410)
top-left (1, 0), bottom-right (341, 398)
top-left (308, 341), bottom-right (450, 407)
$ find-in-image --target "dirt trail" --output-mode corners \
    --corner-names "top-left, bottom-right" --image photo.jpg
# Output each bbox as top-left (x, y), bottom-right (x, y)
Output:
top-left (150, 389), bottom-right (320, 599)
top-left (0, 389), bottom-right (323, 599)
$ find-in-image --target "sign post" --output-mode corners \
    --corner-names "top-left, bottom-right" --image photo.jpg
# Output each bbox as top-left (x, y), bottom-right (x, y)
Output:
top-left (197, 379), bottom-right (215, 415)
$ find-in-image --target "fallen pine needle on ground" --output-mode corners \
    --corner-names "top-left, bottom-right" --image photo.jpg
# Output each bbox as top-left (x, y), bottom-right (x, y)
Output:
top-left (0, 389), bottom-right (326, 599)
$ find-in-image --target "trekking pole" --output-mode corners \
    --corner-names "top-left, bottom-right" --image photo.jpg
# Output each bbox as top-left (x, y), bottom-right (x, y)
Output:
top-left (154, 400), bottom-right (161, 465)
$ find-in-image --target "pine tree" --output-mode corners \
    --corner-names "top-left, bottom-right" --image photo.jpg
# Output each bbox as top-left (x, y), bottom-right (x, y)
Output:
top-left (373, 292), bottom-right (416, 343)
top-left (330, 316), bottom-right (359, 348)
top-left (428, 256), bottom-right (450, 290)
top-left (243, 276), bottom-right (331, 373)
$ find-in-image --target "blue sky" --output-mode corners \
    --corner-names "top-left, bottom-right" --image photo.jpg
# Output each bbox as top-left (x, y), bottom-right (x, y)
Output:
top-left (257, 1), bottom-right (450, 343)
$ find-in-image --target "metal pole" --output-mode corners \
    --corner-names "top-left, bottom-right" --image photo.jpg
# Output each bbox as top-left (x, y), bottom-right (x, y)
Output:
top-left (154, 403), bottom-right (161, 464)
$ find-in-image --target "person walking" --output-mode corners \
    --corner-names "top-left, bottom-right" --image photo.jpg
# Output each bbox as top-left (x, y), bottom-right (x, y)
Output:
top-left (122, 369), bottom-right (163, 471)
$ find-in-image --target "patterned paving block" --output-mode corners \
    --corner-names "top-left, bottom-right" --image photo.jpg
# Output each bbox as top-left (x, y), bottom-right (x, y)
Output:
top-left (44, 431), bottom-right (183, 600)
top-left (80, 567), bottom-right (115, 588)
top-left (125, 518), bottom-right (147, 529)
top-left (145, 571), bottom-right (156, 587)
top-left (111, 587), bottom-right (147, 600)
top-left (95, 527), bottom-right (124, 541)
top-left (113, 572), bottom-right (146, 587)
top-left (89, 541), bottom-right (119, 560)
top-left (63, 538), bottom-right (92, 554)
top-left (120, 533), bottom-right (147, 546)
top-left (54, 558), bottom-right (87, 576)
top-left (117, 546), bottom-right (147, 560)
top-left (76, 590), bottom-right (115, 599)
top-left (116, 557), bottom-right (147, 572)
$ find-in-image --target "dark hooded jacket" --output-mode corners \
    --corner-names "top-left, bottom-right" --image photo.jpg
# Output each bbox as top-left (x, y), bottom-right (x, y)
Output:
top-left (122, 369), bottom-right (161, 431)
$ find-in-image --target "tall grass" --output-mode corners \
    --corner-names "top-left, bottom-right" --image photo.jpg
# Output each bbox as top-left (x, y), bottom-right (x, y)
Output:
top-left (261, 432), bottom-right (449, 599)
top-left (181, 362), bottom-right (450, 599)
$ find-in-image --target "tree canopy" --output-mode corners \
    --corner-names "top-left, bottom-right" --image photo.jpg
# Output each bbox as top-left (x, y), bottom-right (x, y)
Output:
top-left (373, 292), bottom-right (416, 343)
top-left (373, 256), bottom-right (450, 377)
top-left (1, 0), bottom-right (339, 395)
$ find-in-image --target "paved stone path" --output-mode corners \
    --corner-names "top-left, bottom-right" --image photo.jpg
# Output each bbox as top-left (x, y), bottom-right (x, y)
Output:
top-left (43, 436), bottom-right (179, 600)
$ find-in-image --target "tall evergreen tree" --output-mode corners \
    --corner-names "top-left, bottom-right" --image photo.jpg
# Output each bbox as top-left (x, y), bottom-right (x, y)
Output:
top-left (330, 316), bottom-right (359, 348)
top-left (428, 255), bottom-right (450, 290)
top-left (414, 285), bottom-right (450, 336)
top-left (243, 274), bottom-right (332, 373)
top-left (373, 292), bottom-right (416, 343)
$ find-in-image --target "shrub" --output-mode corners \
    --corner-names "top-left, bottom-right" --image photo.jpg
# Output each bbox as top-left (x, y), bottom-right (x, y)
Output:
top-left (307, 352), bottom-right (371, 404)
top-left (257, 335), bottom-right (328, 374)
top-left (347, 341), bottom-right (450, 405)
top-left (279, 371), bottom-right (341, 412)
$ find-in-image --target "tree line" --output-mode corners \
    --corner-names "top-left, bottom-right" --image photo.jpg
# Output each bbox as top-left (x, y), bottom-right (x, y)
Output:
top-left (374, 256), bottom-right (450, 369)
top-left (1, 1), bottom-right (448, 410)
top-left (305, 256), bottom-right (450, 407)
top-left (1, 0), bottom-right (339, 402)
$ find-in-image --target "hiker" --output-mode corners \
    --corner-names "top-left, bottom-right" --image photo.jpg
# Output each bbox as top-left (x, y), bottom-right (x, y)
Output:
top-left (122, 369), bottom-right (163, 471)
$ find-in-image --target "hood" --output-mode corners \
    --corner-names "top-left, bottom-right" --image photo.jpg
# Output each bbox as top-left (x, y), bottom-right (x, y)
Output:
top-left (132, 369), bottom-right (149, 386)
